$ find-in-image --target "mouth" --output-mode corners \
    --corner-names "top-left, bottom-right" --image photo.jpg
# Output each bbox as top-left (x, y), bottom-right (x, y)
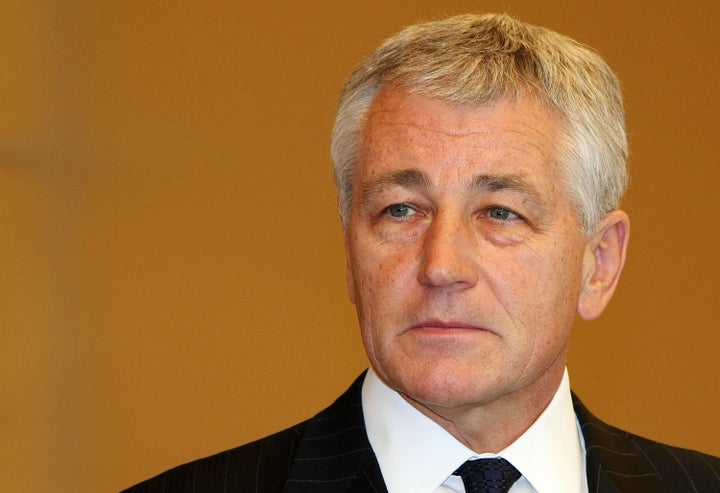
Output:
top-left (408, 319), bottom-right (490, 333)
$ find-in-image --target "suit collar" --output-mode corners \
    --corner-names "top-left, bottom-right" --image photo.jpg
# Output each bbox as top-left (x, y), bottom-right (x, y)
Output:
top-left (573, 393), bottom-right (670, 493)
top-left (284, 375), bottom-right (671, 493)
top-left (283, 372), bottom-right (388, 493)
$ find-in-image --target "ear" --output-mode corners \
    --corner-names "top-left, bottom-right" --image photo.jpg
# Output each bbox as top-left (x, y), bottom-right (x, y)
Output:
top-left (577, 210), bottom-right (630, 320)
top-left (344, 226), bottom-right (357, 305)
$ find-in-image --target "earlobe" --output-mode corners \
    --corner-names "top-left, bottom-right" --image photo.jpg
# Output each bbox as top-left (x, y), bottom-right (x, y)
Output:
top-left (577, 210), bottom-right (630, 320)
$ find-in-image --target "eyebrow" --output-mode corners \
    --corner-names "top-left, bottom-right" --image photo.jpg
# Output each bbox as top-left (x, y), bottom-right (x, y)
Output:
top-left (481, 172), bottom-right (548, 211)
top-left (357, 167), bottom-right (551, 220)
top-left (359, 169), bottom-right (430, 201)
top-left (360, 168), bottom-right (543, 202)
top-left (472, 174), bottom-right (536, 196)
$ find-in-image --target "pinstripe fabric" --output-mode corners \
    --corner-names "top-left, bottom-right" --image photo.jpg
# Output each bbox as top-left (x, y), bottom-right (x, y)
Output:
top-left (122, 374), bottom-right (387, 493)
top-left (123, 374), bottom-right (719, 493)
top-left (122, 421), bottom-right (303, 493)
top-left (573, 393), bottom-right (720, 493)
top-left (282, 375), bottom-right (386, 493)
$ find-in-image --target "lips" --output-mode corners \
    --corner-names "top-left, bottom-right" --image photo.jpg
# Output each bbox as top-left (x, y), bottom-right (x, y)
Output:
top-left (409, 319), bottom-right (488, 331)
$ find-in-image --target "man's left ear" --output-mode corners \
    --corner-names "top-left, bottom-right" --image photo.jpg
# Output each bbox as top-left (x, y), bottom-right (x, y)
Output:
top-left (577, 210), bottom-right (630, 320)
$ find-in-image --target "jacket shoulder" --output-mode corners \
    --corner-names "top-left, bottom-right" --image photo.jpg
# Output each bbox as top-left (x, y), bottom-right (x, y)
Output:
top-left (573, 392), bottom-right (719, 492)
top-left (121, 373), bottom-right (371, 493)
top-left (121, 423), bottom-right (305, 493)
top-left (624, 431), bottom-right (720, 492)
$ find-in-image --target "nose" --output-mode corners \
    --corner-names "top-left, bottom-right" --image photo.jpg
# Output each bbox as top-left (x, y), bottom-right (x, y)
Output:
top-left (418, 212), bottom-right (479, 290)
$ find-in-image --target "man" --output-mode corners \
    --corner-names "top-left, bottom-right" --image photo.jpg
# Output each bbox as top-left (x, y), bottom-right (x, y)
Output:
top-left (124, 13), bottom-right (719, 493)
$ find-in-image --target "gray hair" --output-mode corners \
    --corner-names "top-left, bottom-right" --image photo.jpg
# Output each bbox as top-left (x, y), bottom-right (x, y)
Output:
top-left (330, 13), bottom-right (628, 233)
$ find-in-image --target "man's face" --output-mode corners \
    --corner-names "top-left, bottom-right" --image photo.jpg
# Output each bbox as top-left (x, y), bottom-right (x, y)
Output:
top-left (345, 87), bottom-right (604, 415)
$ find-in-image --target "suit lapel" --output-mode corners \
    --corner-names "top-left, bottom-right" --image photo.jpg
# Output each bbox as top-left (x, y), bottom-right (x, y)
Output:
top-left (283, 373), bottom-right (388, 493)
top-left (344, 460), bottom-right (387, 493)
top-left (573, 393), bottom-right (670, 493)
top-left (285, 379), bottom-right (676, 493)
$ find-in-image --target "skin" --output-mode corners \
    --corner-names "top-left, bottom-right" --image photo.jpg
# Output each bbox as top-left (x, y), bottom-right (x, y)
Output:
top-left (344, 86), bottom-right (629, 453)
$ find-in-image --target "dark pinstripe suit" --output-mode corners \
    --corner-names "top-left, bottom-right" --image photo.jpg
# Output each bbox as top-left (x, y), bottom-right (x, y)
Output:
top-left (124, 373), bottom-right (720, 492)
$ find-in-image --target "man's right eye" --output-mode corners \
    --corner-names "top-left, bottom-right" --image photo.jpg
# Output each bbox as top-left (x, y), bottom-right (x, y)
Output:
top-left (384, 204), bottom-right (415, 218)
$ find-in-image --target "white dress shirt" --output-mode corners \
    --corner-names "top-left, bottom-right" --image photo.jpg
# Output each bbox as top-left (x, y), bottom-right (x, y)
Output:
top-left (362, 367), bottom-right (588, 493)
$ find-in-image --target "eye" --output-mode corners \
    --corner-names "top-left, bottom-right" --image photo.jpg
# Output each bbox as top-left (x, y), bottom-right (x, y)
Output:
top-left (384, 203), bottom-right (416, 218)
top-left (488, 206), bottom-right (519, 221)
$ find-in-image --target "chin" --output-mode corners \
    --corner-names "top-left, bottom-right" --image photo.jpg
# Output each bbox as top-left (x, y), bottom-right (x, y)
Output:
top-left (388, 362), bottom-right (495, 410)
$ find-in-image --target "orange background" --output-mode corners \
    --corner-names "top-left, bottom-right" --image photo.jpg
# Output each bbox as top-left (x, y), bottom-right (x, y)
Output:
top-left (2, 1), bottom-right (719, 491)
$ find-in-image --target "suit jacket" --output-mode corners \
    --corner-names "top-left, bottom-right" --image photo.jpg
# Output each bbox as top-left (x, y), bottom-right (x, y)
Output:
top-left (123, 373), bottom-right (720, 493)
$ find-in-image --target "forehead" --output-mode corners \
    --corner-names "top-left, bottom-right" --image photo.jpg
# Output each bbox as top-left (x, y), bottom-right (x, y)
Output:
top-left (358, 87), bottom-right (562, 180)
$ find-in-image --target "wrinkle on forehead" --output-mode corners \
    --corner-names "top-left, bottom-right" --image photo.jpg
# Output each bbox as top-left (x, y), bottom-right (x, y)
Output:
top-left (365, 86), bottom-right (560, 135)
top-left (362, 99), bottom-right (561, 169)
top-left (355, 88), bottom-right (566, 220)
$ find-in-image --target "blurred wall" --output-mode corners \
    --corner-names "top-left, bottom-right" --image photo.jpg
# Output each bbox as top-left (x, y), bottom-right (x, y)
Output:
top-left (2, 1), bottom-right (719, 491)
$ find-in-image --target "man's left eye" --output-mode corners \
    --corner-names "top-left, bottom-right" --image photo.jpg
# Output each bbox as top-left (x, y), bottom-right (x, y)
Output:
top-left (385, 204), bottom-right (415, 218)
top-left (488, 207), bottom-right (518, 220)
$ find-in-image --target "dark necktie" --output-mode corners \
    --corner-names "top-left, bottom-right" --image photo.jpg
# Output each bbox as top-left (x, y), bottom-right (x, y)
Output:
top-left (453, 458), bottom-right (522, 493)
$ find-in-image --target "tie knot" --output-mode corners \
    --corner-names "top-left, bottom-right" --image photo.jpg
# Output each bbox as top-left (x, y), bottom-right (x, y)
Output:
top-left (453, 458), bottom-right (521, 493)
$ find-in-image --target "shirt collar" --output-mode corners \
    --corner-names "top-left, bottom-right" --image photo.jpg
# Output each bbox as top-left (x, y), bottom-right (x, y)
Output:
top-left (362, 368), bottom-right (586, 493)
top-left (499, 368), bottom-right (586, 492)
top-left (362, 367), bottom-right (472, 493)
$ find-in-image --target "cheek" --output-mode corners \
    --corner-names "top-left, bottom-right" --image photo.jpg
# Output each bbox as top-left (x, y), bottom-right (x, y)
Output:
top-left (495, 243), bottom-right (585, 326)
top-left (351, 232), bottom-right (415, 287)
top-left (351, 256), bottom-right (409, 363)
top-left (534, 249), bottom-right (586, 330)
top-left (350, 245), bottom-right (421, 351)
top-left (352, 253), bottom-right (409, 311)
